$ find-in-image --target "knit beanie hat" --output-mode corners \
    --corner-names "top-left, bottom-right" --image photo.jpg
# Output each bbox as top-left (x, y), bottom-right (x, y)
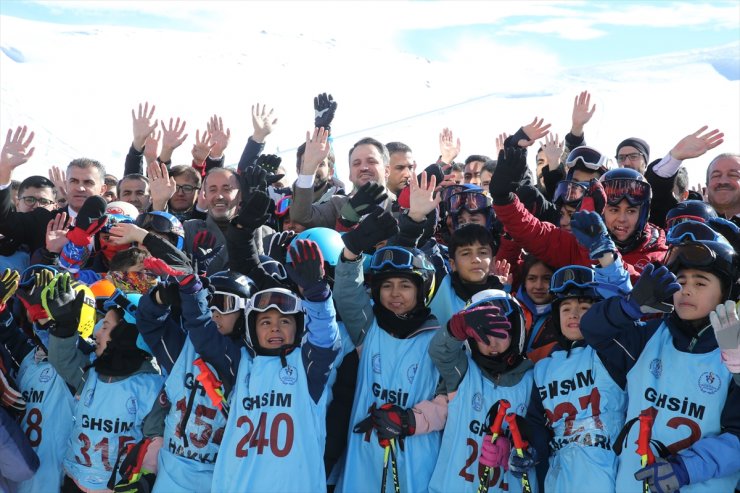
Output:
top-left (616, 137), bottom-right (650, 162)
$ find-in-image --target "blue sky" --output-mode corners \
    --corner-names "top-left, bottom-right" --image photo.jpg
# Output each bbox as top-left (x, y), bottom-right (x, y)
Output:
top-left (2, 1), bottom-right (738, 69)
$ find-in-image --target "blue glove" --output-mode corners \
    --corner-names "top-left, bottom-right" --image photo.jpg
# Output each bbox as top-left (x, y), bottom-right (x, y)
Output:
top-left (634, 456), bottom-right (689, 493)
top-left (59, 241), bottom-right (90, 274)
top-left (570, 211), bottom-right (616, 260)
top-left (621, 263), bottom-right (681, 318)
top-left (508, 445), bottom-right (537, 479)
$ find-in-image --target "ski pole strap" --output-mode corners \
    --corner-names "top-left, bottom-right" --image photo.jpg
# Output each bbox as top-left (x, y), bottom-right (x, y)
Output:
top-left (637, 409), bottom-right (656, 465)
top-left (505, 413), bottom-right (529, 450)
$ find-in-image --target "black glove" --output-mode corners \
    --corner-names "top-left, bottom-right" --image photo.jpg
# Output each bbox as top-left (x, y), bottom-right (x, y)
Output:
top-left (266, 231), bottom-right (296, 263)
top-left (152, 281), bottom-right (181, 308)
top-left (623, 264), bottom-right (681, 316)
top-left (235, 189), bottom-right (271, 230)
top-left (66, 195), bottom-right (108, 246)
top-left (314, 92), bottom-right (338, 132)
top-left (113, 473), bottom-right (155, 493)
top-left (286, 240), bottom-right (330, 301)
top-left (353, 403), bottom-right (416, 448)
top-left (191, 230), bottom-right (224, 276)
top-left (342, 207), bottom-right (399, 255)
top-left (40, 273), bottom-right (86, 338)
top-left (634, 456), bottom-right (689, 493)
top-left (255, 153), bottom-right (282, 174)
top-left (239, 165), bottom-right (283, 193)
top-left (340, 183), bottom-right (388, 223)
top-left (0, 269), bottom-right (20, 310)
top-left (489, 147), bottom-right (528, 203)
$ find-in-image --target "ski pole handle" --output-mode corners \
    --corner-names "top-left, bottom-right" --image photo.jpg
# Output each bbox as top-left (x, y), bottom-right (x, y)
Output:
top-left (505, 413), bottom-right (529, 451)
top-left (637, 410), bottom-right (655, 465)
top-left (490, 399), bottom-right (511, 441)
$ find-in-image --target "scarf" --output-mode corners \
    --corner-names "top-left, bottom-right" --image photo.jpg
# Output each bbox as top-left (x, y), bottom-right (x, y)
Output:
top-left (372, 303), bottom-right (431, 339)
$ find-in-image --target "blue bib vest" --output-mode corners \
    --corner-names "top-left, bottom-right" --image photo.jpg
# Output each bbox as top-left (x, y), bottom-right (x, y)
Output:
top-left (64, 368), bottom-right (162, 490)
top-left (211, 347), bottom-right (329, 493)
top-left (429, 275), bottom-right (467, 328)
top-left (616, 324), bottom-right (740, 492)
top-left (337, 320), bottom-right (441, 493)
top-left (154, 337), bottom-right (227, 493)
top-left (17, 349), bottom-right (75, 493)
top-left (430, 355), bottom-right (535, 493)
top-left (534, 345), bottom-right (627, 493)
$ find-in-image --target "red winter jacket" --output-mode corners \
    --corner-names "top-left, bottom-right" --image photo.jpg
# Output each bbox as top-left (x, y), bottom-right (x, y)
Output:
top-left (493, 196), bottom-right (668, 283)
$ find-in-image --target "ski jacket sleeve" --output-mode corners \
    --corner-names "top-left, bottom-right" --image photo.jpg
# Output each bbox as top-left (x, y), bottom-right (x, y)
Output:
top-left (333, 255), bottom-right (375, 348)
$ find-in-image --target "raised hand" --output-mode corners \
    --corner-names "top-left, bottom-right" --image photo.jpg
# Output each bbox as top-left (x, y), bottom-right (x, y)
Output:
top-left (519, 117), bottom-right (551, 147)
top-left (235, 188), bottom-right (271, 230)
top-left (255, 154), bottom-right (282, 174)
top-left (40, 273), bottom-right (87, 337)
top-left (624, 264), bottom-right (681, 316)
top-left (48, 165), bottom-right (67, 204)
top-left (489, 147), bottom-right (528, 200)
top-left (314, 93), bottom-right (338, 132)
top-left (342, 207), bottom-right (399, 256)
top-left (207, 114), bottom-right (231, 159)
top-left (439, 127), bottom-right (461, 164)
top-left (541, 132), bottom-right (564, 171)
top-left (495, 132), bottom-right (509, 157)
top-left (251, 103), bottom-right (278, 143)
top-left (492, 259), bottom-right (512, 286)
top-left (301, 127), bottom-right (330, 176)
top-left (448, 305), bottom-right (511, 344)
top-left (286, 239), bottom-right (330, 301)
top-left (571, 90), bottom-right (596, 136)
top-left (408, 171), bottom-right (440, 222)
top-left (710, 300), bottom-right (740, 374)
top-left (266, 230), bottom-right (296, 262)
top-left (143, 130), bottom-right (162, 166)
top-left (341, 182), bottom-right (388, 223)
top-left (570, 211), bottom-right (615, 260)
top-left (191, 129), bottom-right (213, 164)
top-left (15, 269), bottom-right (54, 322)
top-left (669, 126), bottom-right (724, 161)
top-left (0, 269), bottom-right (20, 311)
top-left (131, 101), bottom-right (158, 152)
top-left (191, 230), bottom-right (224, 276)
top-left (147, 161), bottom-right (177, 210)
top-left (159, 117), bottom-right (188, 163)
top-left (46, 212), bottom-right (71, 253)
top-left (107, 222), bottom-right (148, 245)
top-left (0, 126), bottom-right (35, 184)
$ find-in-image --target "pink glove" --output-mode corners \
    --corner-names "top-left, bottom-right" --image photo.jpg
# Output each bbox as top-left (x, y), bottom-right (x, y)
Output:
top-left (479, 434), bottom-right (510, 470)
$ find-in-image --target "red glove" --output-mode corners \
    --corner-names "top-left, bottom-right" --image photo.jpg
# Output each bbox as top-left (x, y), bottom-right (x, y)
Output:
top-left (143, 257), bottom-right (189, 277)
top-left (65, 195), bottom-right (109, 246)
top-left (579, 179), bottom-right (607, 215)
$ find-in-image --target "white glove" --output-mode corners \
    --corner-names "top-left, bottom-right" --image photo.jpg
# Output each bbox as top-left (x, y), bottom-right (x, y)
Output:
top-left (709, 300), bottom-right (740, 374)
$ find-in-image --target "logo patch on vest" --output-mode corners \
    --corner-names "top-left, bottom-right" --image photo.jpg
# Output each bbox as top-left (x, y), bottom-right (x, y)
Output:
top-left (698, 371), bottom-right (721, 394)
top-left (83, 389), bottom-right (94, 407)
top-left (39, 367), bottom-right (52, 383)
top-left (126, 396), bottom-right (137, 415)
top-left (649, 358), bottom-right (662, 378)
top-left (472, 392), bottom-right (482, 412)
top-left (279, 364), bottom-right (298, 385)
top-left (372, 354), bottom-right (381, 374)
top-left (407, 364), bottom-right (418, 384)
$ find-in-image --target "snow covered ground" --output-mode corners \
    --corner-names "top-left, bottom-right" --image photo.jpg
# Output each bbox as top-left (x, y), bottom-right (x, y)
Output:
top-left (1, 14), bottom-right (738, 187)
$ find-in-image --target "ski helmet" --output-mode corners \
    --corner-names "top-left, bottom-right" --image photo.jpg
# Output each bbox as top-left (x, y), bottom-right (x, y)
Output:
top-left (287, 227), bottom-right (344, 267)
top-left (600, 168), bottom-right (652, 243)
top-left (369, 246), bottom-right (436, 307)
top-left (664, 239), bottom-right (740, 300)
top-left (208, 270), bottom-right (257, 338)
top-left (245, 288), bottom-right (304, 355)
top-left (565, 146), bottom-right (613, 177)
top-left (665, 200), bottom-right (717, 230)
top-left (549, 265), bottom-right (602, 337)
top-left (135, 211), bottom-right (185, 249)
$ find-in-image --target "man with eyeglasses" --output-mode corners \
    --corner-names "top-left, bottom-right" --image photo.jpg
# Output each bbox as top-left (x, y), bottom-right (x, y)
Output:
top-left (150, 164), bottom-right (205, 222)
top-left (615, 138), bottom-right (650, 174)
top-left (14, 176), bottom-right (57, 213)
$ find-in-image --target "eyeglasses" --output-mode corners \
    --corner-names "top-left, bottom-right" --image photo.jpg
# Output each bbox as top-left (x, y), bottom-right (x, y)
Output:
top-left (275, 196), bottom-right (292, 217)
top-left (210, 291), bottom-right (247, 315)
top-left (20, 196), bottom-right (55, 207)
top-left (249, 288), bottom-right (302, 315)
top-left (448, 191), bottom-right (491, 213)
top-left (666, 221), bottom-right (725, 246)
top-left (601, 178), bottom-right (651, 206)
top-left (370, 246), bottom-right (433, 272)
top-left (175, 184), bottom-right (200, 194)
top-left (616, 152), bottom-right (644, 163)
top-left (565, 146), bottom-right (608, 171)
top-left (550, 266), bottom-right (596, 293)
top-left (553, 180), bottom-right (589, 205)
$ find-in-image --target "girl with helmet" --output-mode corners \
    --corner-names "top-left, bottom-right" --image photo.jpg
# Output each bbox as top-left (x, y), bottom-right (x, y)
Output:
top-left (523, 266), bottom-right (629, 492)
top-left (427, 288), bottom-right (540, 493)
top-left (135, 211), bottom-right (185, 250)
top-left (580, 238), bottom-right (740, 492)
top-left (182, 239), bottom-right (340, 492)
top-left (42, 272), bottom-right (162, 492)
top-left (0, 267), bottom-right (76, 493)
top-left (334, 204), bottom-right (442, 492)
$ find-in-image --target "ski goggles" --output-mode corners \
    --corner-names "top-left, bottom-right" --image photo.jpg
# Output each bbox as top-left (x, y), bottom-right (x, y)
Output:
top-left (550, 266), bottom-right (596, 293)
top-left (210, 291), bottom-right (248, 315)
top-left (102, 214), bottom-right (134, 233)
top-left (135, 212), bottom-right (185, 238)
top-left (553, 180), bottom-right (589, 205)
top-left (275, 196), bottom-right (292, 218)
top-left (370, 247), bottom-right (433, 272)
top-left (441, 184), bottom-right (481, 204)
top-left (447, 191), bottom-right (491, 213)
top-left (665, 214), bottom-right (710, 230)
top-left (248, 288), bottom-right (302, 315)
top-left (664, 242), bottom-right (735, 273)
top-left (262, 258), bottom-right (288, 282)
top-left (466, 296), bottom-right (516, 317)
top-left (565, 146), bottom-right (608, 171)
top-left (601, 178), bottom-right (650, 206)
top-left (666, 221), bottom-right (723, 246)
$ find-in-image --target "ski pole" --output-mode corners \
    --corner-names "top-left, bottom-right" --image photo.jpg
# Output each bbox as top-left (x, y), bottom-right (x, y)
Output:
top-left (478, 399), bottom-right (511, 493)
top-left (389, 438), bottom-right (400, 493)
top-left (380, 442), bottom-right (390, 493)
top-left (637, 410), bottom-right (656, 493)
top-left (505, 413), bottom-right (532, 493)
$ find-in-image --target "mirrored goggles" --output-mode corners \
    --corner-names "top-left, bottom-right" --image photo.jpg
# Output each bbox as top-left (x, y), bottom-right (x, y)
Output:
top-left (666, 221), bottom-right (723, 246)
top-left (441, 184), bottom-right (481, 204)
top-left (370, 247), bottom-right (432, 272)
top-left (553, 180), bottom-right (589, 205)
top-left (550, 265), bottom-right (596, 293)
top-left (448, 191), bottom-right (491, 213)
top-left (275, 196), bottom-right (292, 218)
top-left (664, 242), bottom-right (720, 271)
top-left (602, 178), bottom-right (650, 206)
top-left (210, 291), bottom-right (247, 315)
top-left (249, 289), bottom-right (302, 314)
top-left (565, 146), bottom-right (607, 171)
